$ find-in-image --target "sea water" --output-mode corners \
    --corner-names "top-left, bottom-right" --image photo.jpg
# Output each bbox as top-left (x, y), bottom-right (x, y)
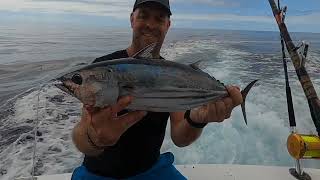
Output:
top-left (0, 24), bottom-right (319, 179)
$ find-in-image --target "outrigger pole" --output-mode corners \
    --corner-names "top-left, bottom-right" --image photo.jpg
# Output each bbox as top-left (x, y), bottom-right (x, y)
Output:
top-left (268, 0), bottom-right (320, 180)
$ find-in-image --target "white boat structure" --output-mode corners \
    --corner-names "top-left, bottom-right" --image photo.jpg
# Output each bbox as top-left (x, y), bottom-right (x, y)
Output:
top-left (15, 164), bottom-right (320, 180)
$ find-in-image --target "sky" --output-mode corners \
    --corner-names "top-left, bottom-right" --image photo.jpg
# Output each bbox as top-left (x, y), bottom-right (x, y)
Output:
top-left (0, 0), bottom-right (320, 33)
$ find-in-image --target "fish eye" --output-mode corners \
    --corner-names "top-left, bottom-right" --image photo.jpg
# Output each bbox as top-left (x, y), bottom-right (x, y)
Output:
top-left (71, 74), bottom-right (82, 85)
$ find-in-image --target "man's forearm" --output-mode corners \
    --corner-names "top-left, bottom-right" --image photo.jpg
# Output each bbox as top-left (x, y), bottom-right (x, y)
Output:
top-left (72, 121), bottom-right (104, 156)
top-left (170, 112), bottom-right (203, 147)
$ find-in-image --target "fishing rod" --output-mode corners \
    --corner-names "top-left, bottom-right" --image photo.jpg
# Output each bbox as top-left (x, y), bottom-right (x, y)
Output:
top-left (268, 0), bottom-right (320, 179)
top-left (268, 0), bottom-right (320, 136)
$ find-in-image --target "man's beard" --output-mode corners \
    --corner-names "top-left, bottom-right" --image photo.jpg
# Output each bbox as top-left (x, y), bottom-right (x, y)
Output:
top-left (141, 35), bottom-right (157, 45)
top-left (138, 29), bottom-right (160, 45)
top-left (135, 34), bottom-right (159, 49)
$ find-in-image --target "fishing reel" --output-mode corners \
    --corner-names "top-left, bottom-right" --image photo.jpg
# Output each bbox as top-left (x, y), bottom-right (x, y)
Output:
top-left (287, 133), bottom-right (320, 160)
top-left (286, 133), bottom-right (320, 180)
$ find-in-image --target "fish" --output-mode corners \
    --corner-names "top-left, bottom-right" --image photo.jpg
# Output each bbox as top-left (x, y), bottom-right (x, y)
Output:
top-left (55, 43), bottom-right (257, 124)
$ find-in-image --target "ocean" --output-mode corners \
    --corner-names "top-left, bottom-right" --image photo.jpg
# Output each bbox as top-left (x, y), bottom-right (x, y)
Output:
top-left (0, 24), bottom-right (320, 179)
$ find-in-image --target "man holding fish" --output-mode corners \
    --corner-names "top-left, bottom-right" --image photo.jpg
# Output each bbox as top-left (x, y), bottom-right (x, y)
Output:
top-left (61, 0), bottom-right (248, 179)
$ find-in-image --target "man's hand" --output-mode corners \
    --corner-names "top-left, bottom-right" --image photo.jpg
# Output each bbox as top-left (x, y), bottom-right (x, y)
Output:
top-left (189, 86), bottom-right (243, 124)
top-left (82, 96), bottom-right (147, 147)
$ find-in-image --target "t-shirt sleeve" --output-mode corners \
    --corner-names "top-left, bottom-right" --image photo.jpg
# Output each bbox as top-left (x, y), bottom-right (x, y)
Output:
top-left (92, 54), bottom-right (113, 63)
top-left (92, 50), bottom-right (128, 64)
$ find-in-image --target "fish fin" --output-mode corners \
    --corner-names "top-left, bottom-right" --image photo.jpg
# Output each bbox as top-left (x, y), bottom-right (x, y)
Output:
top-left (189, 60), bottom-right (203, 70)
top-left (122, 84), bottom-right (135, 92)
top-left (240, 79), bottom-right (258, 125)
top-left (119, 82), bottom-right (135, 95)
top-left (217, 79), bottom-right (225, 86)
top-left (132, 43), bottom-right (157, 59)
top-left (241, 103), bottom-right (247, 125)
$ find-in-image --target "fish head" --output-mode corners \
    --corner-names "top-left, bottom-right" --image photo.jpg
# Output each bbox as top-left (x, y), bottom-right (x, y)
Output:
top-left (55, 66), bottom-right (119, 107)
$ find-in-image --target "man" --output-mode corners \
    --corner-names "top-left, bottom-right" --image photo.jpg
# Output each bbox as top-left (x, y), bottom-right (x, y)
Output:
top-left (71, 0), bottom-right (243, 179)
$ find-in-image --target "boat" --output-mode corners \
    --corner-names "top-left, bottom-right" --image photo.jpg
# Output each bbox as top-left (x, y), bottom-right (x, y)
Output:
top-left (15, 164), bottom-right (320, 180)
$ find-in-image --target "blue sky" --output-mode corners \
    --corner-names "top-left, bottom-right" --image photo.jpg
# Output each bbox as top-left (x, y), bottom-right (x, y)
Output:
top-left (1, 0), bottom-right (320, 33)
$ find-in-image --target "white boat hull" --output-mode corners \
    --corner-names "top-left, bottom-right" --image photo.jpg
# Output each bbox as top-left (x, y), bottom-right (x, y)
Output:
top-left (17, 164), bottom-right (320, 180)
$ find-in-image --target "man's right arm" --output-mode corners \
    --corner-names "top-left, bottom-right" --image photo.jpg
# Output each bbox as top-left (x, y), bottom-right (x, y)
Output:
top-left (71, 96), bottom-right (147, 156)
top-left (72, 118), bottom-right (104, 156)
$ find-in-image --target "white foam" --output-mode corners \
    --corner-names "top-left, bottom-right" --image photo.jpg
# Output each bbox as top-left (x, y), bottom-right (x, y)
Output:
top-left (0, 86), bottom-right (83, 179)
top-left (160, 39), bottom-right (320, 169)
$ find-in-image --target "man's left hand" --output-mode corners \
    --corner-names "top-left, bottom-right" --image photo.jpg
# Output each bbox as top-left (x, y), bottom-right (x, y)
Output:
top-left (190, 86), bottom-right (243, 124)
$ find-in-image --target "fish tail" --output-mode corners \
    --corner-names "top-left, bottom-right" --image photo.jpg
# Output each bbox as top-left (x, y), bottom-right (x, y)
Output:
top-left (240, 80), bottom-right (258, 125)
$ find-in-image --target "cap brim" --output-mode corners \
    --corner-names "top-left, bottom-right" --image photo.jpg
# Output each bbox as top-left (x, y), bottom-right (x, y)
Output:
top-left (134, 0), bottom-right (172, 15)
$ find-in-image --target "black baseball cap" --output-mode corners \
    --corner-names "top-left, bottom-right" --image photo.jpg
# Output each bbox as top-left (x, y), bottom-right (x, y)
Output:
top-left (133, 0), bottom-right (172, 16)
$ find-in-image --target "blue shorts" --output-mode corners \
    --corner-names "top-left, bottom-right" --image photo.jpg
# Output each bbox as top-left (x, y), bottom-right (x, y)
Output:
top-left (71, 152), bottom-right (187, 180)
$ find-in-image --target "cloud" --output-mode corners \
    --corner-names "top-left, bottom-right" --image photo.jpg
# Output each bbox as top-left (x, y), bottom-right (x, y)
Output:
top-left (172, 0), bottom-right (240, 7)
top-left (29, 0), bottom-right (130, 6)
top-left (173, 13), bottom-right (273, 23)
top-left (172, 12), bottom-right (320, 26)
top-left (0, 0), bottom-right (133, 18)
top-left (0, 0), bottom-right (262, 21)
top-left (286, 12), bottom-right (320, 25)
top-left (0, 0), bottom-right (241, 16)
top-left (0, 0), bottom-right (319, 32)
